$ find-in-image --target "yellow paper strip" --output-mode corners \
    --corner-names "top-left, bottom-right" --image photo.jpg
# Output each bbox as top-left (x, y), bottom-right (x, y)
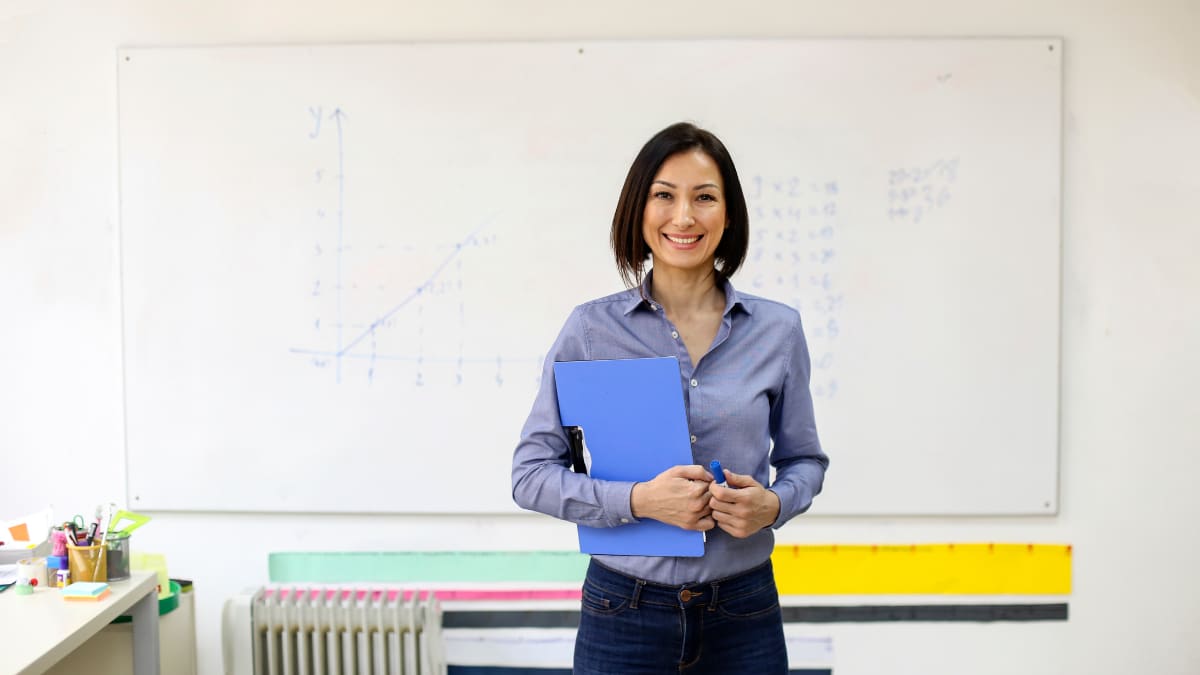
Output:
top-left (771, 543), bottom-right (1072, 595)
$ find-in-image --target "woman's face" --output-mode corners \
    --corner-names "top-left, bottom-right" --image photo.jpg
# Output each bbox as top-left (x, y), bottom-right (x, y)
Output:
top-left (641, 150), bottom-right (727, 277)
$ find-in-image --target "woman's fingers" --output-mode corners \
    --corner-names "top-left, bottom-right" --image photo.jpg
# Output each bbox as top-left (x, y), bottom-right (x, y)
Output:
top-left (665, 464), bottom-right (714, 482)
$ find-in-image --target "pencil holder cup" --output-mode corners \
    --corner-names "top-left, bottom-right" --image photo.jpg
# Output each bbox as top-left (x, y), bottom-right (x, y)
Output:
top-left (65, 540), bottom-right (107, 582)
top-left (104, 532), bottom-right (131, 581)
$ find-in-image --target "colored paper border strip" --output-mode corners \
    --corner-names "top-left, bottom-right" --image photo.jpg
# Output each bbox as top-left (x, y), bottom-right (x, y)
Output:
top-left (771, 544), bottom-right (1071, 595)
top-left (269, 551), bottom-right (589, 584)
top-left (270, 544), bottom-right (1072, 595)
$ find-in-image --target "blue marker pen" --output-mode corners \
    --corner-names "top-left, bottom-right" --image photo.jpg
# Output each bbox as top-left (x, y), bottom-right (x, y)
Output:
top-left (709, 460), bottom-right (726, 486)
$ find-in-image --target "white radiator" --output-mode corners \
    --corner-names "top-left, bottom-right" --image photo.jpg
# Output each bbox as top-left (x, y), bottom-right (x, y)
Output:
top-left (222, 587), bottom-right (446, 675)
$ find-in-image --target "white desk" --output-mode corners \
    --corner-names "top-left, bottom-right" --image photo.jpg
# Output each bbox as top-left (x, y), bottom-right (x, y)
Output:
top-left (0, 570), bottom-right (159, 675)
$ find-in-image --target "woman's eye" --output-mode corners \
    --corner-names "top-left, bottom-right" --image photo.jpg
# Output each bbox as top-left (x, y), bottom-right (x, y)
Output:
top-left (698, 193), bottom-right (717, 202)
top-left (652, 191), bottom-right (672, 200)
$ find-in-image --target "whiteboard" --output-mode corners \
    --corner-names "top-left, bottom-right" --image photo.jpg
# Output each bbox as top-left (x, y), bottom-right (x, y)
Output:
top-left (118, 39), bottom-right (1061, 515)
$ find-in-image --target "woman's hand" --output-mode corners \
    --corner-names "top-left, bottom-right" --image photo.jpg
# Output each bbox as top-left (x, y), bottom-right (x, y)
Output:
top-left (630, 464), bottom-right (716, 531)
top-left (708, 469), bottom-right (781, 538)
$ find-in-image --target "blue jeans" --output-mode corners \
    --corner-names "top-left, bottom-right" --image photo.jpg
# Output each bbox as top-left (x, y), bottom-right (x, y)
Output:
top-left (573, 558), bottom-right (787, 674)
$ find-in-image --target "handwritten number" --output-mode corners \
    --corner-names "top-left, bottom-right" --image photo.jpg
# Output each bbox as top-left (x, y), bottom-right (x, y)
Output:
top-left (308, 107), bottom-right (322, 138)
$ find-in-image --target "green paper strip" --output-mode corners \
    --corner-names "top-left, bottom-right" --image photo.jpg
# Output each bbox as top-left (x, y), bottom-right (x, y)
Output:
top-left (269, 551), bottom-right (590, 584)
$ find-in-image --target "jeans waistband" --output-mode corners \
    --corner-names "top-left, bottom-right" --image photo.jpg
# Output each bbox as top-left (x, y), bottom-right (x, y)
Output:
top-left (585, 558), bottom-right (776, 610)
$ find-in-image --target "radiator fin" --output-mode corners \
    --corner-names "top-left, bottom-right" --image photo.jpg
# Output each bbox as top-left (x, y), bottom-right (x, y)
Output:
top-left (249, 587), bottom-right (445, 675)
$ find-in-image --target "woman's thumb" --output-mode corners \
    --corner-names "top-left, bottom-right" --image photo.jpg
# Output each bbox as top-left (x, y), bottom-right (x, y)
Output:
top-left (723, 470), bottom-right (759, 489)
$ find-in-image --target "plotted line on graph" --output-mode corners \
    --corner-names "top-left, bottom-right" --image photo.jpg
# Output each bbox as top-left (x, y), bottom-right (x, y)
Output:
top-left (334, 217), bottom-right (496, 359)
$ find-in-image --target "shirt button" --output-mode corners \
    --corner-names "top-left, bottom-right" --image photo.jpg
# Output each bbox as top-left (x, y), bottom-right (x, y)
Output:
top-left (620, 518), bottom-right (630, 524)
top-left (690, 435), bottom-right (697, 443)
top-left (671, 331), bottom-right (679, 339)
top-left (690, 379), bottom-right (698, 387)
top-left (649, 304), bottom-right (658, 311)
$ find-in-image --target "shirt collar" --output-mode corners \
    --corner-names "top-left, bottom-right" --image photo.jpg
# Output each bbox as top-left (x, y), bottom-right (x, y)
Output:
top-left (621, 270), bottom-right (752, 317)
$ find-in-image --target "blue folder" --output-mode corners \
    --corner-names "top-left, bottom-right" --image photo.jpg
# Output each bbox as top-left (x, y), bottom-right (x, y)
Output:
top-left (553, 356), bottom-right (705, 557)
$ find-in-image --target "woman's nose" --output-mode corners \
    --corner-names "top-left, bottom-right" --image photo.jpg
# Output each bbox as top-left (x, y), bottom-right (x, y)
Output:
top-left (675, 202), bottom-right (695, 227)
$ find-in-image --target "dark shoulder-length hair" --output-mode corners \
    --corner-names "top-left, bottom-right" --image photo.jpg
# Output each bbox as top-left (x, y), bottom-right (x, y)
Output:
top-left (610, 121), bottom-right (750, 288)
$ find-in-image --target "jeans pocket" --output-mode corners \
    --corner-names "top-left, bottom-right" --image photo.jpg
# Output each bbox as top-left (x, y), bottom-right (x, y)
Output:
top-left (717, 582), bottom-right (780, 619)
top-left (580, 581), bottom-right (630, 617)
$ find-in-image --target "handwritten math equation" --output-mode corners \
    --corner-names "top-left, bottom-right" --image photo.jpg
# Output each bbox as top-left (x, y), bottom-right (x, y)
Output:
top-left (744, 175), bottom-right (842, 400)
top-left (887, 158), bottom-right (959, 225)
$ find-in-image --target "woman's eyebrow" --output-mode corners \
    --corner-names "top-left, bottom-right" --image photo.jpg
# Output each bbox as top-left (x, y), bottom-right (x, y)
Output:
top-left (650, 180), bottom-right (721, 191)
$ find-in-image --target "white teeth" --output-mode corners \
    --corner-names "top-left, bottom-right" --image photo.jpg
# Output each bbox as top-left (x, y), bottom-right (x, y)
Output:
top-left (665, 234), bottom-right (700, 244)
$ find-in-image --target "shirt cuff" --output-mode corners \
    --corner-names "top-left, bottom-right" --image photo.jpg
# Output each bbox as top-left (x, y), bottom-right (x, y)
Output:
top-left (602, 481), bottom-right (639, 526)
top-left (768, 481), bottom-right (810, 529)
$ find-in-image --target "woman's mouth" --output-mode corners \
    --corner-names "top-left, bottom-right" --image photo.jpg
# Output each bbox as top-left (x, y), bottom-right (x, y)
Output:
top-left (664, 233), bottom-right (702, 245)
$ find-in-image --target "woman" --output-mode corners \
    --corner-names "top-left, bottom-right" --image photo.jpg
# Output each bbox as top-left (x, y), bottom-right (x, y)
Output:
top-left (512, 122), bottom-right (828, 674)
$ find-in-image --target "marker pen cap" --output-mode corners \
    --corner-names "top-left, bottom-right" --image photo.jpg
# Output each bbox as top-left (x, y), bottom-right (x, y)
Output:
top-left (709, 460), bottom-right (725, 484)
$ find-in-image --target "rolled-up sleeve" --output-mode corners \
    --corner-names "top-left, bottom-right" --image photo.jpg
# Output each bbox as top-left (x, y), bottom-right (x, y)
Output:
top-left (511, 307), bottom-right (638, 527)
top-left (767, 312), bottom-right (829, 527)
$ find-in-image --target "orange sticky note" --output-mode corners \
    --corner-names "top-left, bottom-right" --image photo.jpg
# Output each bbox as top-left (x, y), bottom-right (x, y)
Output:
top-left (8, 523), bottom-right (30, 542)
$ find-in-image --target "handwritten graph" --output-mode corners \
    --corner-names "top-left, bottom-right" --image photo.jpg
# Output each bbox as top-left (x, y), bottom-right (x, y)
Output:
top-left (289, 106), bottom-right (539, 387)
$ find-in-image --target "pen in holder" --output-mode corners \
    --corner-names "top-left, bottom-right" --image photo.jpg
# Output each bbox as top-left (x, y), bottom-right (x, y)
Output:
top-left (65, 539), bottom-right (107, 582)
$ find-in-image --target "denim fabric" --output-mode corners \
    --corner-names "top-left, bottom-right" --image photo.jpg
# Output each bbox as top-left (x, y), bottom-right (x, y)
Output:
top-left (574, 558), bottom-right (787, 674)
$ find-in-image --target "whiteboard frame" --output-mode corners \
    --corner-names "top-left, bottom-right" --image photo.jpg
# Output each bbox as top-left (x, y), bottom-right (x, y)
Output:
top-left (117, 38), bottom-right (1062, 516)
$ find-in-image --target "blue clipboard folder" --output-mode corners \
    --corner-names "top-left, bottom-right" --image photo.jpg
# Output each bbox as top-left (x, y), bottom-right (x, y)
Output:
top-left (553, 356), bottom-right (705, 557)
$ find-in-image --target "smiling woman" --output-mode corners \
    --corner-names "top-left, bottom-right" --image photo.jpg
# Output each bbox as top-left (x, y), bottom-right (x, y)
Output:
top-left (512, 122), bottom-right (829, 674)
top-left (610, 122), bottom-right (750, 290)
top-left (642, 150), bottom-right (728, 279)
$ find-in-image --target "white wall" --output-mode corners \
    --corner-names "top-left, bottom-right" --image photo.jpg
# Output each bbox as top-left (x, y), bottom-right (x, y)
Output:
top-left (1, 1), bottom-right (1197, 674)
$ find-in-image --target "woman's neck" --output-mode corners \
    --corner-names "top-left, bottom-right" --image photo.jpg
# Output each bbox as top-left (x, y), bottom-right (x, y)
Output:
top-left (648, 266), bottom-right (724, 318)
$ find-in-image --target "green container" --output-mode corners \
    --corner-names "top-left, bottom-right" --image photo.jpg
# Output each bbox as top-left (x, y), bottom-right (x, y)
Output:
top-left (111, 580), bottom-right (180, 623)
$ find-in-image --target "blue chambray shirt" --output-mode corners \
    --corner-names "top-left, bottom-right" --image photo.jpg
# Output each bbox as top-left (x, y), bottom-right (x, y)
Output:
top-left (512, 273), bottom-right (828, 585)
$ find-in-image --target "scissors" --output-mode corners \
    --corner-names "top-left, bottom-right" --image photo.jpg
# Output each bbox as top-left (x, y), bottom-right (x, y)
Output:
top-left (64, 515), bottom-right (89, 543)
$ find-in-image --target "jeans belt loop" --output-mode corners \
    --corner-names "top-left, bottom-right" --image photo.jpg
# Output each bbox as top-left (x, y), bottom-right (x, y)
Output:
top-left (708, 581), bottom-right (720, 612)
top-left (630, 579), bottom-right (646, 609)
